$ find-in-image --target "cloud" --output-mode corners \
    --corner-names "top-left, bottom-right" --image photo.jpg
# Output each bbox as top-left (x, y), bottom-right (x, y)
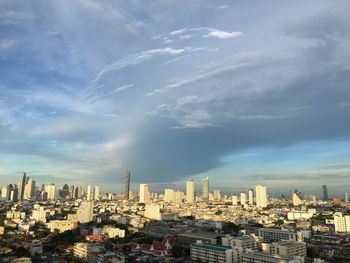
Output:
top-left (204, 30), bottom-right (242, 39)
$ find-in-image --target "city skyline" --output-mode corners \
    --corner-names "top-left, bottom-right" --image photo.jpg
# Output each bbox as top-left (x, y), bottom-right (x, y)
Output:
top-left (1, 1), bottom-right (350, 192)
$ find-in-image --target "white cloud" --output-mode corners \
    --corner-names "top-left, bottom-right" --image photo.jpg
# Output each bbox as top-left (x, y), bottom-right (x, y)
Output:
top-left (94, 47), bottom-right (186, 83)
top-left (169, 27), bottom-right (188, 35)
top-left (204, 30), bottom-right (242, 39)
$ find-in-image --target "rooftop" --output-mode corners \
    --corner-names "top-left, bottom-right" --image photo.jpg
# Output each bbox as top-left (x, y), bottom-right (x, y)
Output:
top-left (191, 243), bottom-right (232, 252)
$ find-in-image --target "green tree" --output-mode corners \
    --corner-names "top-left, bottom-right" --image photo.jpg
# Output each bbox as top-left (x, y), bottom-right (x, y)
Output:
top-left (172, 245), bottom-right (184, 258)
top-left (274, 219), bottom-right (284, 226)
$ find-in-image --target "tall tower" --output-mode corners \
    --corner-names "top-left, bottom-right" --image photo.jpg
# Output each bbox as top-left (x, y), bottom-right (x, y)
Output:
top-left (139, 184), bottom-right (150, 203)
top-left (186, 179), bottom-right (195, 203)
top-left (248, 189), bottom-right (254, 205)
top-left (94, 185), bottom-right (100, 200)
top-left (323, 185), bottom-right (328, 201)
top-left (125, 171), bottom-right (131, 200)
top-left (86, 185), bottom-right (91, 201)
top-left (255, 185), bottom-right (267, 209)
top-left (19, 172), bottom-right (27, 201)
top-left (201, 176), bottom-right (209, 201)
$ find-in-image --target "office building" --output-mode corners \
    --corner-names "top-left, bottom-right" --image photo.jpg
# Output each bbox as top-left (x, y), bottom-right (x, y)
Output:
top-left (45, 183), bottom-right (56, 200)
top-left (213, 189), bottom-right (221, 200)
top-left (323, 185), bottom-right (328, 201)
top-left (255, 185), bottom-right (268, 208)
top-left (232, 195), bottom-right (238, 206)
top-left (139, 184), bottom-right (150, 203)
top-left (175, 190), bottom-right (184, 203)
top-left (94, 185), bottom-right (100, 200)
top-left (222, 235), bottom-right (258, 250)
top-left (144, 203), bottom-right (162, 220)
top-left (240, 192), bottom-right (247, 206)
top-left (24, 177), bottom-right (35, 200)
top-left (86, 185), bottom-right (91, 201)
top-left (248, 189), bottom-right (254, 205)
top-left (18, 173), bottom-right (27, 200)
top-left (190, 242), bottom-right (232, 263)
top-left (242, 251), bottom-right (304, 263)
top-left (344, 192), bottom-right (349, 203)
top-left (262, 241), bottom-right (307, 257)
top-left (125, 171), bottom-right (130, 200)
top-left (201, 176), bottom-right (209, 201)
top-left (259, 228), bottom-right (297, 243)
top-left (164, 188), bottom-right (175, 203)
top-left (292, 193), bottom-right (302, 206)
top-left (334, 212), bottom-right (350, 233)
top-left (186, 179), bottom-right (195, 203)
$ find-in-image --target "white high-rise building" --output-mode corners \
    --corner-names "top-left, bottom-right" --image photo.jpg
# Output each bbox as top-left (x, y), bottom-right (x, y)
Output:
top-left (334, 212), bottom-right (350, 233)
top-left (86, 185), bottom-right (91, 201)
top-left (213, 189), bottom-right (221, 200)
top-left (24, 177), bottom-right (35, 200)
top-left (175, 191), bottom-right (184, 203)
top-left (240, 192), bottom-right (247, 206)
top-left (94, 185), bottom-right (100, 200)
top-left (255, 185), bottom-right (268, 208)
top-left (292, 193), bottom-right (303, 206)
top-left (345, 192), bottom-right (349, 203)
top-left (164, 188), bottom-right (175, 203)
top-left (232, 195), bottom-right (238, 206)
top-left (144, 203), bottom-right (162, 220)
top-left (248, 189), bottom-right (254, 205)
top-left (1, 185), bottom-right (10, 201)
top-left (201, 176), bottom-right (209, 201)
top-left (139, 184), bottom-right (150, 203)
top-left (76, 201), bottom-right (94, 223)
top-left (186, 179), bottom-right (195, 203)
top-left (45, 184), bottom-right (56, 200)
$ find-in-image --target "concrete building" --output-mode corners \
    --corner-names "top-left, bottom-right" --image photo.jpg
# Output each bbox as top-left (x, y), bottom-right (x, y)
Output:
top-left (262, 241), bottom-right (307, 257)
top-left (94, 185), bottom-right (100, 200)
top-left (179, 231), bottom-right (223, 246)
top-left (144, 203), bottom-right (162, 220)
top-left (44, 183), bottom-right (56, 200)
top-left (175, 190), bottom-right (184, 203)
top-left (164, 188), bottom-right (175, 203)
top-left (124, 171), bottom-right (130, 200)
top-left (292, 193), bottom-right (303, 206)
top-left (221, 235), bottom-right (259, 250)
top-left (139, 184), bottom-right (150, 203)
top-left (73, 242), bottom-right (105, 263)
top-left (201, 176), bottom-right (209, 201)
top-left (47, 220), bottom-right (77, 233)
top-left (186, 179), bottom-right (195, 203)
top-left (334, 212), bottom-right (350, 233)
top-left (255, 185), bottom-right (267, 208)
top-left (248, 189), bottom-right (254, 205)
top-left (259, 228), bottom-right (297, 243)
top-left (240, 192), bottom-right (247, 206)
top-left (103, 226), bottom-right (125, 238)
top-left (242, 251), bottom-right (304, 263)
top-left (190, 242), bottom-right (232, 263)
top-left (232, 195), bottom-right (238, 206)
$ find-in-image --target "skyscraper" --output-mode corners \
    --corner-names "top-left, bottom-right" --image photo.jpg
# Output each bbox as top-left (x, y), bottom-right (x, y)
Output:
top-left (24, 177), bottom-right (35, 200)
top-left (164, 188), bottom-right (175, 203)
top-left (255, 185), bottom-right (268, 208)
top-left (248, 189), bottom-right (254, 205)
top-left (345, 192), bottom-right (349, 203)
top-left (19, 172), bottom-right (27, 201)
top-left (186, 179), bottom-right (195, 203)
top-left (125, 171), bottom-right (131, 200)
top-left (86, 185), bottom-right (91, 201)
top-left (94, 185), bottom-right (100, 200)
top-left (139, 184), bottom-right (150, 203)
top-left (240, 192), bottom-right (247, 206)
top-left (45, 183), bottom-right (56, 200)
top-left (201, 176), bottom-right (209, 201)
top-left (323, 185), bottom-right (328, 201)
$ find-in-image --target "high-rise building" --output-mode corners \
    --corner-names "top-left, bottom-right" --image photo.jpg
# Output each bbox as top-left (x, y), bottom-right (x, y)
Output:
top-left (201, 176), bottom-right (209, 201)
top-left (248, 189), bottom-right (254, 205)
top-left (323, 185), bottom-right (328, 201)
top-left (144, 203), bottom-right (162, 220)
top-left (175, 191), bottom-right (184, 203)
top-left (334, 212), bottom-right (350, 233)
top-left (24, 177), bottom-right (35, 200)
top-left (59, 184), bottom-right (70, 199)
top-left (94, 185), bottom-right (100, 200)
top-left (125, 171), bottom-right (130, 200)
top-left (186, 179), bottom-right (195, 203)
top-left (45, 183), bottom-right (56, 200)
top-left (10, 186), bottom-right (19, 202)
top-left (76, 201), bottom-right (94, 223)
top-left (18, 172), bottom-right (27, 201)
top-left (255, 185), bottom-right (268, 208)
top-left (345, 192), bottom-right (349, 203)
top-left (213, 189), bottom-right (221, 200)
top-left (139, 184), bottom-right (150, 203)
top-left (86, 185), bottom-right (91, 201)
top-left (292, 193), bottom-right (303, 206)
top-left (164, 188), bottom-right (175, 203)
top-left (240, 192), bottom-right (247, 206)
top-left (232, 195), bottom-right (238, 206)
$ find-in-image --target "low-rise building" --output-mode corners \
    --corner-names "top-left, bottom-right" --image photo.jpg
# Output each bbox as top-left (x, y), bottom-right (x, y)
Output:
top-left (242, 251), bottom-right (304, 263)
top-left (190, 242), bottom-right (232, 263)
top-left (47, 220), bottom-right (77, 233)
top-left (262, 241), bottom-right (306, 257)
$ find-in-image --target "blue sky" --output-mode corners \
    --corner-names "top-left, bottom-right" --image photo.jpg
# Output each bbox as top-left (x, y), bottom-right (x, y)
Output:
top-left (1, 1), bottom-right (350, 195)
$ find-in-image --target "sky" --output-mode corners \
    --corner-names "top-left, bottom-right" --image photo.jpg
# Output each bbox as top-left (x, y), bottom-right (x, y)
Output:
top-left (0, 0), bottom-right (350, 195)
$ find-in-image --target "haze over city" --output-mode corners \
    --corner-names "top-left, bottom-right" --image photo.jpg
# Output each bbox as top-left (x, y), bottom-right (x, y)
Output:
top-left (1, 1), bottom-right (350, 194)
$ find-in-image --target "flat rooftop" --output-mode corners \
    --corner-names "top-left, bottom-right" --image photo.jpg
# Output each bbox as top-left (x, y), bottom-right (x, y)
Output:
top-left (191, 243), bottom-right (232, 252)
